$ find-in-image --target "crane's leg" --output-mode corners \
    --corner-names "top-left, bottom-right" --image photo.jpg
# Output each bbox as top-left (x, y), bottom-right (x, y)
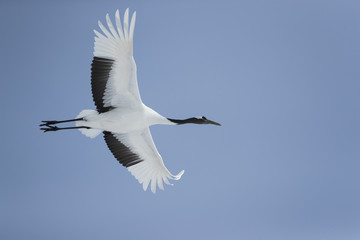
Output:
top-left (40, 118), bottom-right (84, 127)
top-left (40, 125), bottom-right (90, 132)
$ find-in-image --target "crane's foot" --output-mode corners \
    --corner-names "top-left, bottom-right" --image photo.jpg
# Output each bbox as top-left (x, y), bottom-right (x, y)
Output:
top-left (40, 125), bottom-right (59, 132)
top-left (41, 125), bottom-right (90, 132)
top-left (40, 120), bottom-right (60, 126)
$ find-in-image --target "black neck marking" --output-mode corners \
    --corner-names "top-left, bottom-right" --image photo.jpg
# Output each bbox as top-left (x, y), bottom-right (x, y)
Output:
top-left (167, 118), bottom-right (204, 125)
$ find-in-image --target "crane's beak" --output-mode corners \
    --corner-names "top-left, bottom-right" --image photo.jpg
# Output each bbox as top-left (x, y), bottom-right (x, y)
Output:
top-left (207, 119), bottom-right (221, 126)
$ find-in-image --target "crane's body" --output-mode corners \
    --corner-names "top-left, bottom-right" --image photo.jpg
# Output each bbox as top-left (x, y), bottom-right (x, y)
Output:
top-left (75, 104), bottom-right (173, 135)
top-left (41, 9), bottom-right (220, 193)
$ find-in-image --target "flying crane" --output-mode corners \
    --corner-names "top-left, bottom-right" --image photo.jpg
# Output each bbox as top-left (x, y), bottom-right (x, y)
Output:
top-left (40, 9), bottom-right (221, 193)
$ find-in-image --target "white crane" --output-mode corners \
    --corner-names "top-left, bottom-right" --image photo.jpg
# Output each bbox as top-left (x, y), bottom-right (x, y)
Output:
top-left (40, 9), bottom-right (221, 193)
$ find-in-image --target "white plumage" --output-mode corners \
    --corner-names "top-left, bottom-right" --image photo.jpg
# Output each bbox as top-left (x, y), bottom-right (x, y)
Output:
top-left (41, 9), bottom-right (220, 194)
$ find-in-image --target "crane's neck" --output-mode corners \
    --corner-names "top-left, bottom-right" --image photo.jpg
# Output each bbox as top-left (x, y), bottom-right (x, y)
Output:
top-left (143, 105), bottom-right (204, 126)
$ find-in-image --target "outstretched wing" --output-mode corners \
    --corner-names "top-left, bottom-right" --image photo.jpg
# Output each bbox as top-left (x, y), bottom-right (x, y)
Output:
top-left (91, 9), bottom-right (141, 113)
top-left (103, 129), bottom-right (184, 193)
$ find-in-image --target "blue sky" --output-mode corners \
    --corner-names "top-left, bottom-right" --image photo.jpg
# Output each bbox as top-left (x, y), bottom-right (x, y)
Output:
top-left (1, 0), bottom-right (359, 239)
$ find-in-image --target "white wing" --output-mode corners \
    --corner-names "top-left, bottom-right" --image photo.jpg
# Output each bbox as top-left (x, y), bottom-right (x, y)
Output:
top-left (104, 129), bottom-right (184, 193)
top-left (92, 9), bottom-right (141, 113)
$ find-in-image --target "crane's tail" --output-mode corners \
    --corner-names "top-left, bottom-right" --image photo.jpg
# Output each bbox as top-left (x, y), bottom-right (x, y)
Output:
top-left (76, 110), bottom-right (102, 138)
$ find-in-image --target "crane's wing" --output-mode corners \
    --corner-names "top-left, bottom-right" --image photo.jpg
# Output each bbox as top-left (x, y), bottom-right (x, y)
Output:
top-left (92, 9), bottom-right (141, 113)
top-left (104, 129), bottom-right (184, 193)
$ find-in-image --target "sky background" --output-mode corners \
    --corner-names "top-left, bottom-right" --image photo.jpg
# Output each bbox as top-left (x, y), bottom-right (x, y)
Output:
top-left (1, 0), bottom-right (360, 239)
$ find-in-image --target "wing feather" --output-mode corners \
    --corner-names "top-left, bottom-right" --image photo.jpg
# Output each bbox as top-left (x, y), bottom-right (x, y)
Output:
top-left (94, 29), bottom-right (106, 39)
top-left (115, 10), bottom-right (125, 40)
top-left (123, 9), bottom-right (129, 40)
top-left (106, 13), bottom-right (119, 39)
top-left (129, 12), bottom-right (136, 41)
top-left (157, 175), bottom-right (164, 190)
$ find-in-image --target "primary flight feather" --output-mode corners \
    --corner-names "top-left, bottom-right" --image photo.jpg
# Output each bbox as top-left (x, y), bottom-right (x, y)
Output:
top-left (40, 9), bottom-right (221, 193)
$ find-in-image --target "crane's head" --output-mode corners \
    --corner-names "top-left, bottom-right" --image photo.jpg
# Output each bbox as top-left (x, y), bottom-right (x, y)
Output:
top-left (194, 116), bottom-right (221, 126)
top-left (168, 116), bottom-right (221, 126)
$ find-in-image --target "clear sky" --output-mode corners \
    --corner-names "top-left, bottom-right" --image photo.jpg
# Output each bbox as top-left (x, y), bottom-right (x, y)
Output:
top-left (1, 0), bottom-right (359, 239)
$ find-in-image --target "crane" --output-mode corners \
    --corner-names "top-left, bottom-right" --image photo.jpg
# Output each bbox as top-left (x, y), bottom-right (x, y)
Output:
top-left (40, 9), bottom-right (221, 193)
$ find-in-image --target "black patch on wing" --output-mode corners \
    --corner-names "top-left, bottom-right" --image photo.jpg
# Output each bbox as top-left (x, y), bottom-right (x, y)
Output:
top-left (103, 131), bottom-right (143, 168)
top-left (91, 57), bottom-right (115, 113)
